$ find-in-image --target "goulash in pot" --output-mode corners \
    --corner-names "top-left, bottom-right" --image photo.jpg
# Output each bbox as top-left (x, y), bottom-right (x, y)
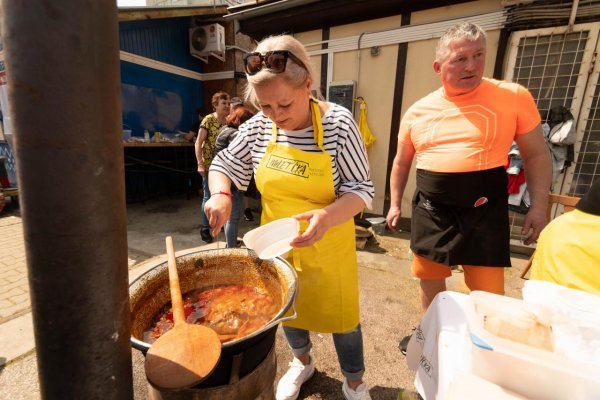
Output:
top-left (145, 284), bottom-right (278, 343)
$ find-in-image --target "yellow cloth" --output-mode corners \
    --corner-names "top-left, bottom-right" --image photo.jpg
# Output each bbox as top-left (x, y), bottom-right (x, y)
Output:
top-left (357, 99), bottom-right (375, 149)
top-left (530, 209), bottom-right (600, 295)
top-left (254, 99), bottom-right (359, 333)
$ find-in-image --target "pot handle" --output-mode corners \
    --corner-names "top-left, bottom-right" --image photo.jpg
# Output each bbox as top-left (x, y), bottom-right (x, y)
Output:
top-left (263, 302), bottom-right (297, 331)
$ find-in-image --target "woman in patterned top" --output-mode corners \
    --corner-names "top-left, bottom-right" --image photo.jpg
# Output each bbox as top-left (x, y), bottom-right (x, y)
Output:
top-left (195, 90), bottom-right (230, 243)
top-left (205, 35), bottom-right (374, 400)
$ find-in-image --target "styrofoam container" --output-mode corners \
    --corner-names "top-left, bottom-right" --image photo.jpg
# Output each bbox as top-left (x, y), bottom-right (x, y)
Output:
top-left (243, 218), bottom-right (300, 260)
top-left (466, 291), bottom-right (600, 400)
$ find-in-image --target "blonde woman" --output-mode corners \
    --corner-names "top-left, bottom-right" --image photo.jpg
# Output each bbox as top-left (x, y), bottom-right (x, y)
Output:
top-left (205, 35), bottom-right (374, 400)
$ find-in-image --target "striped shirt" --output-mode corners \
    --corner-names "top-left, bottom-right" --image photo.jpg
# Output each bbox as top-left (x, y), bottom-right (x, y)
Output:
top-left (210, 102), bottom-right (374, 209)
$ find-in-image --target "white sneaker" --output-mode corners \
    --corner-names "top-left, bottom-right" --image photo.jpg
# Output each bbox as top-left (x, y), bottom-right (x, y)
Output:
top-left (342, 379), bottom-right (372, 400)
top-left (275, 356), bottom-right (315, 400)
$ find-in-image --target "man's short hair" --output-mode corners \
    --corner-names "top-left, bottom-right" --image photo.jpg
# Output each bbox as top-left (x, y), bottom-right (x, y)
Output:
top-left (436, 22), bottom-right (487, 62)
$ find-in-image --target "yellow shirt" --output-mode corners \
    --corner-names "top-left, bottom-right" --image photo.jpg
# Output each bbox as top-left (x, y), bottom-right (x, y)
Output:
top-left (200, 114), bottom-right (224, 167)
top-left (531, 209), bottom-right (600, 295)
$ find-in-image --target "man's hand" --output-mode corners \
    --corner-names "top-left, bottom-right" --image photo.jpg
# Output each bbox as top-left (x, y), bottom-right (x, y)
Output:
top-left (386, 206), bottom-right (402, 231)
top-left (521, 205), bottom-right (547, 245)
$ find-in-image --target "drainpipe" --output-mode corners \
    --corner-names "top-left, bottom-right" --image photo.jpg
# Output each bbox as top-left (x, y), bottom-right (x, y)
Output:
top-left (568, 0), bottom-right (580, 31)
top-left (356, 32), bottom-right (367, 116)
top-left (0, 2), bottom-right (133, 399)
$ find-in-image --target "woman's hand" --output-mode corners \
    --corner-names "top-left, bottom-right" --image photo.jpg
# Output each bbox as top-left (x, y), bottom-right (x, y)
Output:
top-left (290, 209), bottom-right (332, 248)
top-left (197, 163), bottom-right (206, 176)
top-left (204, 194), bottom-right (232, 238)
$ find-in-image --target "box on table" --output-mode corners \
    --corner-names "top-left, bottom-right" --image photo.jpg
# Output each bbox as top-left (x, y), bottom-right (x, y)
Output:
top-left (466, 290), bottom-right (600, 400)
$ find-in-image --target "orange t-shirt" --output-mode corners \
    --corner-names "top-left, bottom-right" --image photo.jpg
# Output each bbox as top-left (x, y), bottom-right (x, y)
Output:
top-left (399, 78), bottom-right (541, 172)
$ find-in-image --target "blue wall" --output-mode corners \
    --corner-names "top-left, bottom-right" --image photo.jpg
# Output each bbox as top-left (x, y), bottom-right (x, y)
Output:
top-left (119, 17), bottom-right (204, 137)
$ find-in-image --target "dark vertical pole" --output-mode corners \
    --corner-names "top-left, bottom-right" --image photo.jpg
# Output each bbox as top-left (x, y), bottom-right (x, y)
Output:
top-left (384, 13), bottom-right (411, 217)
top-left (493, 28), bottom-right (511, 80)
top-left (0, 2), bottom-right (133, 399)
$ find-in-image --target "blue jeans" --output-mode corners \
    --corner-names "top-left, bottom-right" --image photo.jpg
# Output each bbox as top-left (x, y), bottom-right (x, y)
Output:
top-left (200, 174), bottom-right (210, 228)
top-left (282, 324), bottom-right (365, 381)
top-left (225, 189), bottom-right (243, 247)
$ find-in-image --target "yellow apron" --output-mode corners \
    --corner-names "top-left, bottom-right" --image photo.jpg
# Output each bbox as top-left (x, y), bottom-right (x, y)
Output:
top-left (255, 100), bottom-right (359, 333)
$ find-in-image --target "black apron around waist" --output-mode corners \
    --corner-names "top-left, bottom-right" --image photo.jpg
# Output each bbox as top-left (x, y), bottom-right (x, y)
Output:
top-left (411, 167), bottom-right (511, 267)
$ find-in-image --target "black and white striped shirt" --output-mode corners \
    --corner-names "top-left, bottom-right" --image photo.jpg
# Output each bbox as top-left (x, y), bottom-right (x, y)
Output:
top-left (210, 102), bottom-right (374, 209)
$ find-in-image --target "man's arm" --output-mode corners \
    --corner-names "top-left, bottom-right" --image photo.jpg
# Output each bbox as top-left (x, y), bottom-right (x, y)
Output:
top-left (386, 141), bottom-right (415, 230)
top-left (515, 123), bottom-right (552, 245)
top-left (195, 127), bottom-right (208, 176)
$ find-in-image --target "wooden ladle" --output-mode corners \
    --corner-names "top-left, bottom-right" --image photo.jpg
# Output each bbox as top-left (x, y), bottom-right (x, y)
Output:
top-left (144, 236), bottom-right (221, 390)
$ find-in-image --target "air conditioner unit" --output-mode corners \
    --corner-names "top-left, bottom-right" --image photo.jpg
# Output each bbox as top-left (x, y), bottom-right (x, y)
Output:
top-left (189, 23), bottom-right (225, 63)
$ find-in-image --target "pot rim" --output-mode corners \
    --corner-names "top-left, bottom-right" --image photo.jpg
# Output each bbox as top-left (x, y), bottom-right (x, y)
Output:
top-left (129, 247), bottom-right (298, 352)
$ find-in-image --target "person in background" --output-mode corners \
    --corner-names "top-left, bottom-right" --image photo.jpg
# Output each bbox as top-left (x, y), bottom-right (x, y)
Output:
top-left (385, 22), bottom-right (551, 352)
top-left (530, 179), bottom-right (600, 295)
top-left (196, 91), bottom-right (230, 243)
top-left (214, 105), bottom-right (255, 248)
top-left (230, 96), bottom-right (258, 222)
top-left (230, 96), bottom-right (244, 112)
top-left (205, 35), bottom-right (375, 400)
top-left (182, 107), bottom-right (204, 143)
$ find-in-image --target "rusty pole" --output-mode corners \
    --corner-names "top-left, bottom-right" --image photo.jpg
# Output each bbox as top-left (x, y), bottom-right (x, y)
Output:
top-left (0, 1), bottom-right (133, 398)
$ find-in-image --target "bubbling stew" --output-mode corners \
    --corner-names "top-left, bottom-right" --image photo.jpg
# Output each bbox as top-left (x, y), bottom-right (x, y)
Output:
top-left (145, 284), bottom-right (278, 343)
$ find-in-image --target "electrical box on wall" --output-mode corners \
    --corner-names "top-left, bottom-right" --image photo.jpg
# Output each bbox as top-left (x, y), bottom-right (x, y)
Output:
top-left (189, 23), bottom-right (225, 63)
top-left (327, 81), bottom-right (356, 114)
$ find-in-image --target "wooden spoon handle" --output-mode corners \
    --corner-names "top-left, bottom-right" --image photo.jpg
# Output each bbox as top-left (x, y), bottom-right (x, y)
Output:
top-left (166, 236), bottom-right (186, 326)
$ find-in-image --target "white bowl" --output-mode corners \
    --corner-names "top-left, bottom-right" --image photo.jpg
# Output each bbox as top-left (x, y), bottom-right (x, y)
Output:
top-left (243, 218), bottom-right (300, 259)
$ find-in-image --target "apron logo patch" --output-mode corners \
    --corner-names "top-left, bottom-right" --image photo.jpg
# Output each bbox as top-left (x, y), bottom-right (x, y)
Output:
top-left (474, 197), bottom-right (488, 207)
top-left (266, 155), bottom-right (309, 178)
top-left (422, 199), bottom-right (435, 210)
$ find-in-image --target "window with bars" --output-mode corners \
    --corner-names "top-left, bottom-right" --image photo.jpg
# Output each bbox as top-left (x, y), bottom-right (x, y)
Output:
top-left (505, 26), bottom-right (599, 244)
top-left (512, 31), bottom-right (587, 122)
top-left (569, 73), bottom-right (600, 197)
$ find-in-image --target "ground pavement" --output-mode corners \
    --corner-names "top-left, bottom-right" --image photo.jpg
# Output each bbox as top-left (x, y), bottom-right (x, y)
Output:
top-left (0, 197), bottom-right (528, 399)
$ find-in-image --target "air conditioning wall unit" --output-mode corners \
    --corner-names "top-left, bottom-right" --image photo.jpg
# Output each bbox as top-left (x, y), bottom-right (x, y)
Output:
top-left (189, 23), bottom-right (225, 63)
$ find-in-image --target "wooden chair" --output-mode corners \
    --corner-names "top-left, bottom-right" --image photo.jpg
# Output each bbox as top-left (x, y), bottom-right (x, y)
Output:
top-left (520, 193), bottom-right (580, 279)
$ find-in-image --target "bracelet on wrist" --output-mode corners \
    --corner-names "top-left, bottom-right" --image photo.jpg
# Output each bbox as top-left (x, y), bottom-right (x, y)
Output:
top-left (212, 191), bottom-right (232, 198)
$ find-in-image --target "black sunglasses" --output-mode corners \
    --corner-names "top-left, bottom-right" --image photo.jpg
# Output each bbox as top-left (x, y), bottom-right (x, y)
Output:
top-left (243, 50), bottom-right (307, 76)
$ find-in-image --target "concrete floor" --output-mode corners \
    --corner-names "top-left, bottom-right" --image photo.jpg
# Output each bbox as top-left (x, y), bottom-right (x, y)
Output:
top-left (0, 196), bottom-right (529, 399)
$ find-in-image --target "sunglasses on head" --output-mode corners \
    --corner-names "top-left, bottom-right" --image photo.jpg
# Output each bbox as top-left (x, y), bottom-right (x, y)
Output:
top-left (243, 50), bottom-right (307, 76)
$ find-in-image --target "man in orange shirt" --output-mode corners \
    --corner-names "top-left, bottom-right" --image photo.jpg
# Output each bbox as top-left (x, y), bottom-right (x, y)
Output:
top-left (387, 22), bottom-right (551, 349)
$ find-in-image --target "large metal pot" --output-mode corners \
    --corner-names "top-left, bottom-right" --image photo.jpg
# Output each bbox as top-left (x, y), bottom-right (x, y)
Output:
top-left (129, 248), bottom-right (297, 387)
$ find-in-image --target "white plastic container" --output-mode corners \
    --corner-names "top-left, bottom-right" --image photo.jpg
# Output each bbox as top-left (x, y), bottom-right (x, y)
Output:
top-left (466, 291), bottom-right (600, 400)
top-left (243, 218), bottom-right (300, 260)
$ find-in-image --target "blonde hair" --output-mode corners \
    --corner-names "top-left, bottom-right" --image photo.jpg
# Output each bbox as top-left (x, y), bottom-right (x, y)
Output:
top-left (435, 22), bottom-right (487, 63)
top-left (243, 35), bottom-right (313, 108)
